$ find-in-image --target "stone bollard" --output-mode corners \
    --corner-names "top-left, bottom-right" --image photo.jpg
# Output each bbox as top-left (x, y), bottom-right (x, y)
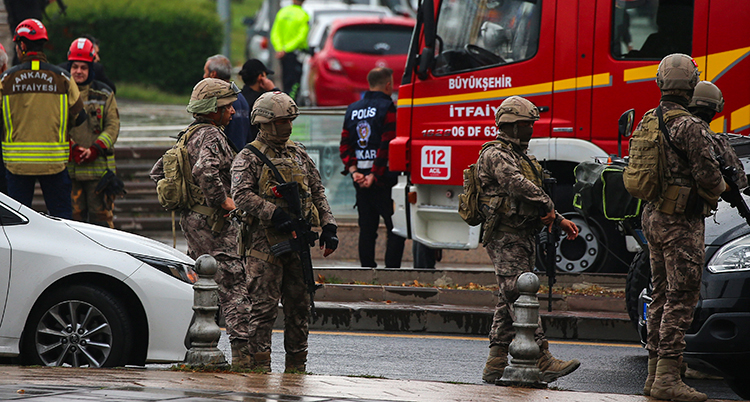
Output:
top-left (496, 272), bottom-right (546, 388)
top-left (184, 254), bottom-right (228, 367)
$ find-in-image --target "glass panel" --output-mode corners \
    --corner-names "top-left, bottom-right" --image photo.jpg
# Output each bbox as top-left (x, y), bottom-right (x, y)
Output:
top-left (290, 109), bottom-right (357, 219)
top-left (332, 25), bottom-right (414, 55)
top-left (612, 0), bottom-right (693, 60)
top-left (433, 0), bottom-right (542, 75)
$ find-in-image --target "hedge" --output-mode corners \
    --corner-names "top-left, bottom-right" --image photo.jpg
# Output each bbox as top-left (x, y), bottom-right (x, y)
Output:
top-left (43, 0), bottom-right (222, 94)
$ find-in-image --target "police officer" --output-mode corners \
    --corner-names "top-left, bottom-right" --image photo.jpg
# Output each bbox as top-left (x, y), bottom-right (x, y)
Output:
top-left (640, 55), bottom-right (726, 402)
top-left (67, 37), bottom-right (120, 228)
top-left (270, 0), bottom-right (308, 101)
top-left (231, 91), bottom-right (338, 373)
top-left (340, 67), bottom-right (405, 268)
top-left (149, 78), bottom-right (248, 368)
top-left (0, 18), bottom-right (85, 219)
top-left (478, 96), bottom-right (579, 384)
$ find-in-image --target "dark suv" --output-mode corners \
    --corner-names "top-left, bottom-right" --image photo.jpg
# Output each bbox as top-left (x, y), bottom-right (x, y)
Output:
top-left (624, 135), bottom-right (750, 400)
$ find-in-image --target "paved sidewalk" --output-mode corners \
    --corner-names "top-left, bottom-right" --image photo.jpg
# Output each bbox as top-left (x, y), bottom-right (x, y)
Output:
top-left (2, 366), bottom-right (736, 402)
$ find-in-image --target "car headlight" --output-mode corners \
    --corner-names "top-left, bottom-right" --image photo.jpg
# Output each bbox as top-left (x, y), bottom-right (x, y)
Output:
top-left (129, 254), bottom-right (198, 284)
top-left (707, 235), bottom-right (750, 273)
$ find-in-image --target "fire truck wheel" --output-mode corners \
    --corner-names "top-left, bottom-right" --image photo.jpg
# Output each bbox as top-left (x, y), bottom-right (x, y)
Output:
top-left (535, 212), bottom-right (607, 273)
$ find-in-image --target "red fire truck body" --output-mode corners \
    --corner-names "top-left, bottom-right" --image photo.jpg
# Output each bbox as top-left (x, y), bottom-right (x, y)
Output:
top-left (389, 0), bottom-right (750, 272)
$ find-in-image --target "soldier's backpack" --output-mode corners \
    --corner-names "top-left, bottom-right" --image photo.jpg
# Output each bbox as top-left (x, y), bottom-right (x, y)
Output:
top-left (623, 107), bottom-right (691, 202)
top-left (458, 140), bottom-right (502, 226)
top-left (155, 123), bottom-right (209, 210)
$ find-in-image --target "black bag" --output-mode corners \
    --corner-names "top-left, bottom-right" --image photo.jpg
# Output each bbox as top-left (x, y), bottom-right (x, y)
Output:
top-left (95, 169), bottom-right (126, 197)
top-left (573, 161), bottom-right (641, 221)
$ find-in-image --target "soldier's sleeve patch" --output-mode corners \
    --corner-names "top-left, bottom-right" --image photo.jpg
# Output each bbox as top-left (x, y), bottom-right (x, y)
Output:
top-left (209, 143), bottom-right (220, 155)
top-left (232, 172), bottom-right (243, 187)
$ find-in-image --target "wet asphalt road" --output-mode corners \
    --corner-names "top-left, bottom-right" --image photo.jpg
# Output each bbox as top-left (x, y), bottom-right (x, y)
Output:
top-left (172, 330), bottom-right (741, 401)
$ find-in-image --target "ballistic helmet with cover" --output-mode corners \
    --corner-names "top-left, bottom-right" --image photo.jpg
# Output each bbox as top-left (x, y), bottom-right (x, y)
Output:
top-left (251, 91), bottom-right (300, 124)
top-left (186, 78), bottom-right (239, 115)
top-left (689, 81), bottom-right (724, 113)
top-left (656, 53), bottom-right (700, 90)
top-left (495, 96), bottom-right (540, 126)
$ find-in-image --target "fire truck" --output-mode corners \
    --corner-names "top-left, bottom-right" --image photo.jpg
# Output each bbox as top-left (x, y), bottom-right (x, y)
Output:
top-left (389, 0), bottom-right (750, 273)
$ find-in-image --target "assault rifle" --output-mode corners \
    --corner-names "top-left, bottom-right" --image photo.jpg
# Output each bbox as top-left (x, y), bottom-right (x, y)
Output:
top-left (269, 182), bottom-right (322, 317)
top-left (717, 156), bottom-right (750, 227)
top-left (540, 178), bottom-right (561, 312)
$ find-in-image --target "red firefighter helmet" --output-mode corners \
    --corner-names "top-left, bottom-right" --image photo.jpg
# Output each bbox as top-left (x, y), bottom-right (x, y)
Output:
top-left (13, 19), bottom-right (47, 42)
top-left (67, 38), bottom-right (96, 62)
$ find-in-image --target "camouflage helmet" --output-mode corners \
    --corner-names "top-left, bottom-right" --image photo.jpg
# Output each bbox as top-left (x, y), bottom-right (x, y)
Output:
top-left (689, 81), bottom-right (724, 113)
top-left (656, 53), bottom-right (700, 90)
top-left (251, 91), bottom-right (300, 124)
top-left (186, 78), bottom-right (239, 114)
top-left (495, 96), bottom-right (540, 125)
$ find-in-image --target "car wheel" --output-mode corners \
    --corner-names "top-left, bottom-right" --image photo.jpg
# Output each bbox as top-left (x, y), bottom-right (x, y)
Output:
top-left (727, 376), bottom-right (750, 400)
top-left (626, 250), bottom-right (651, 327)
top-left (22, 285), bottom-right (134, 367)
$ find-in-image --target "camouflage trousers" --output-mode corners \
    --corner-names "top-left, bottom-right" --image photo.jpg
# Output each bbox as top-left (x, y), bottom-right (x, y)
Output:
top-left (486, 231), bottom-right (546, 348)
top-left (180, 210), bottom-right (247, 341)
top-left (642, 204), bottom-right (704, 359)
top-left (71, 179), bottom-right (114, 228)
top-left (245, 246), bottom-right (310, 355)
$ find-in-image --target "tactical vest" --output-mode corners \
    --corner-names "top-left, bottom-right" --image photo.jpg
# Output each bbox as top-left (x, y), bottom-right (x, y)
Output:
top-left (342, 91), bottom-right (393, 172)
top-left (250, 139), bottom-right (320, 245)
top-left (496, 140), bottom-right (544, 217)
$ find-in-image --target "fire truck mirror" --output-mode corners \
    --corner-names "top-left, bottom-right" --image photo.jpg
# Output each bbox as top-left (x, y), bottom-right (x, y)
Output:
top-left (619, 109), bottom-right (635, 138)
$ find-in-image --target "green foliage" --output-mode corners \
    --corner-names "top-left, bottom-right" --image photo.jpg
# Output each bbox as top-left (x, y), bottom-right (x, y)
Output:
top-left (44, 0), bottom-right (222, 94)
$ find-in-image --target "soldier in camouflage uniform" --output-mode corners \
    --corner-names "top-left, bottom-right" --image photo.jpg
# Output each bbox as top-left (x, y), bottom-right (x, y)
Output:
top-left (231, 91), bottom-right (338, 373)
top-left (640, 54), bottom-right (726, 402)
top-left (478, 96), bottom-right (580, 384)
top-left (149, 78), bottom-right (248, 366)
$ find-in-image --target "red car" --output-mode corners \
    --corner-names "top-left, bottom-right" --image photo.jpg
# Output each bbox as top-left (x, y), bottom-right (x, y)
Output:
top-left (307, 16), bottom-right (415, 106)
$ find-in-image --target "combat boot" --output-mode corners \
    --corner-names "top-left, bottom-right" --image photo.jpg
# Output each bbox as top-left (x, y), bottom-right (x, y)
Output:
top-left (230, 339), bottom-right (253, 370)
top-left (643, 356), bottom-right (657, 396)
top-left (285, 351), bottom-right (308, 373)
top-left (482, 345), bottom-right (508, 383)
top-left (252, 351), bottom-right (272, 373)
top-left (651, 357), bottom-right (707, 402)
top-left (537, 341), bottom-right (581, 382)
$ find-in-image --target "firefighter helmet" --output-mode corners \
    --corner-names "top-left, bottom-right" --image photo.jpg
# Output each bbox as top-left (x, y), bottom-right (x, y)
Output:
top-left (495, 96), bottom-right (540, 125)
top-left (656, 53), bottom-right (700, 90)
top-left (67, 38), bottom-right (96, 63)
top-left (13, 19), bottom-right (47, 42)
top-left (689, 81), bottom-right (724, 113)
top-left (251, 91), bottom-right (300, 124)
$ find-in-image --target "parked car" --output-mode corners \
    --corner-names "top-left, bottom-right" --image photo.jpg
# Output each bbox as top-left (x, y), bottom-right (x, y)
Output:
top-left (244, 0), bottom-right (406, 72)
top-left (625, 134), bottom-right (750, 400)
top-left (307, 16), bottom-right (415, 106)
top-left (0, 193), bottom-right (196, 367)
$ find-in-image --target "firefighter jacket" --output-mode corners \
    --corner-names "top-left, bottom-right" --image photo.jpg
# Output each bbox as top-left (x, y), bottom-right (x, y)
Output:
top-left (68, 80), bottom-right (120, 181)
top-left (270, 4), bottom-right (309, 53)
top-left (0, 53), bottom-right (83, 175)
top-left (339, 90), bottom-right (397, 187)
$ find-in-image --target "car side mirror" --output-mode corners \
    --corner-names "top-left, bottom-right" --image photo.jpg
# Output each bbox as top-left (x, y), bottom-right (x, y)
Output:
top-left (618, 108), bottom-right (635, 157)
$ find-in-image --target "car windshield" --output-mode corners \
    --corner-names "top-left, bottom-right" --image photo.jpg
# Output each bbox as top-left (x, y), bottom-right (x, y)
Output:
top-left (332, 24), bottom-right (413, 55)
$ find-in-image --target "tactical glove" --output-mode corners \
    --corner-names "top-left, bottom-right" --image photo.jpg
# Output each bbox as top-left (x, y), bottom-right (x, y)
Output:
top-left (319, 224), bottom-right (339, 251)
top-left (271, 208), bottom-right (294, 233)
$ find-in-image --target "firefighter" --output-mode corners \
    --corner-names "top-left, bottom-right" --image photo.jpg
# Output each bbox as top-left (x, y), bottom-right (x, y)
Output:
top-left (640, 54), bottom-right (725, 402)
top-left (0, 18), bottom-right (85, 219)
top-left (230, 91), bottom-right (338, 373)
top-left (478, 95), bottom-right (580, 384)
top-left (66, 37), bottom-right (120, 228)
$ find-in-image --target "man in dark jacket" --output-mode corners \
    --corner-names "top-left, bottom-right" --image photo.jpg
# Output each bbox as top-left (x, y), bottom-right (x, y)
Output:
top-left (204, 54), bottom-right (250, 150)
top-left (340, 67), bottom-right (405, 268)
top-left (239, 59), bottom-right (277, 142)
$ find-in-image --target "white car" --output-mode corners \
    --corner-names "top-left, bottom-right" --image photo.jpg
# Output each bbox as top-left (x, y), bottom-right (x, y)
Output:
top-left (0, 193), bottom-right (195, 367)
